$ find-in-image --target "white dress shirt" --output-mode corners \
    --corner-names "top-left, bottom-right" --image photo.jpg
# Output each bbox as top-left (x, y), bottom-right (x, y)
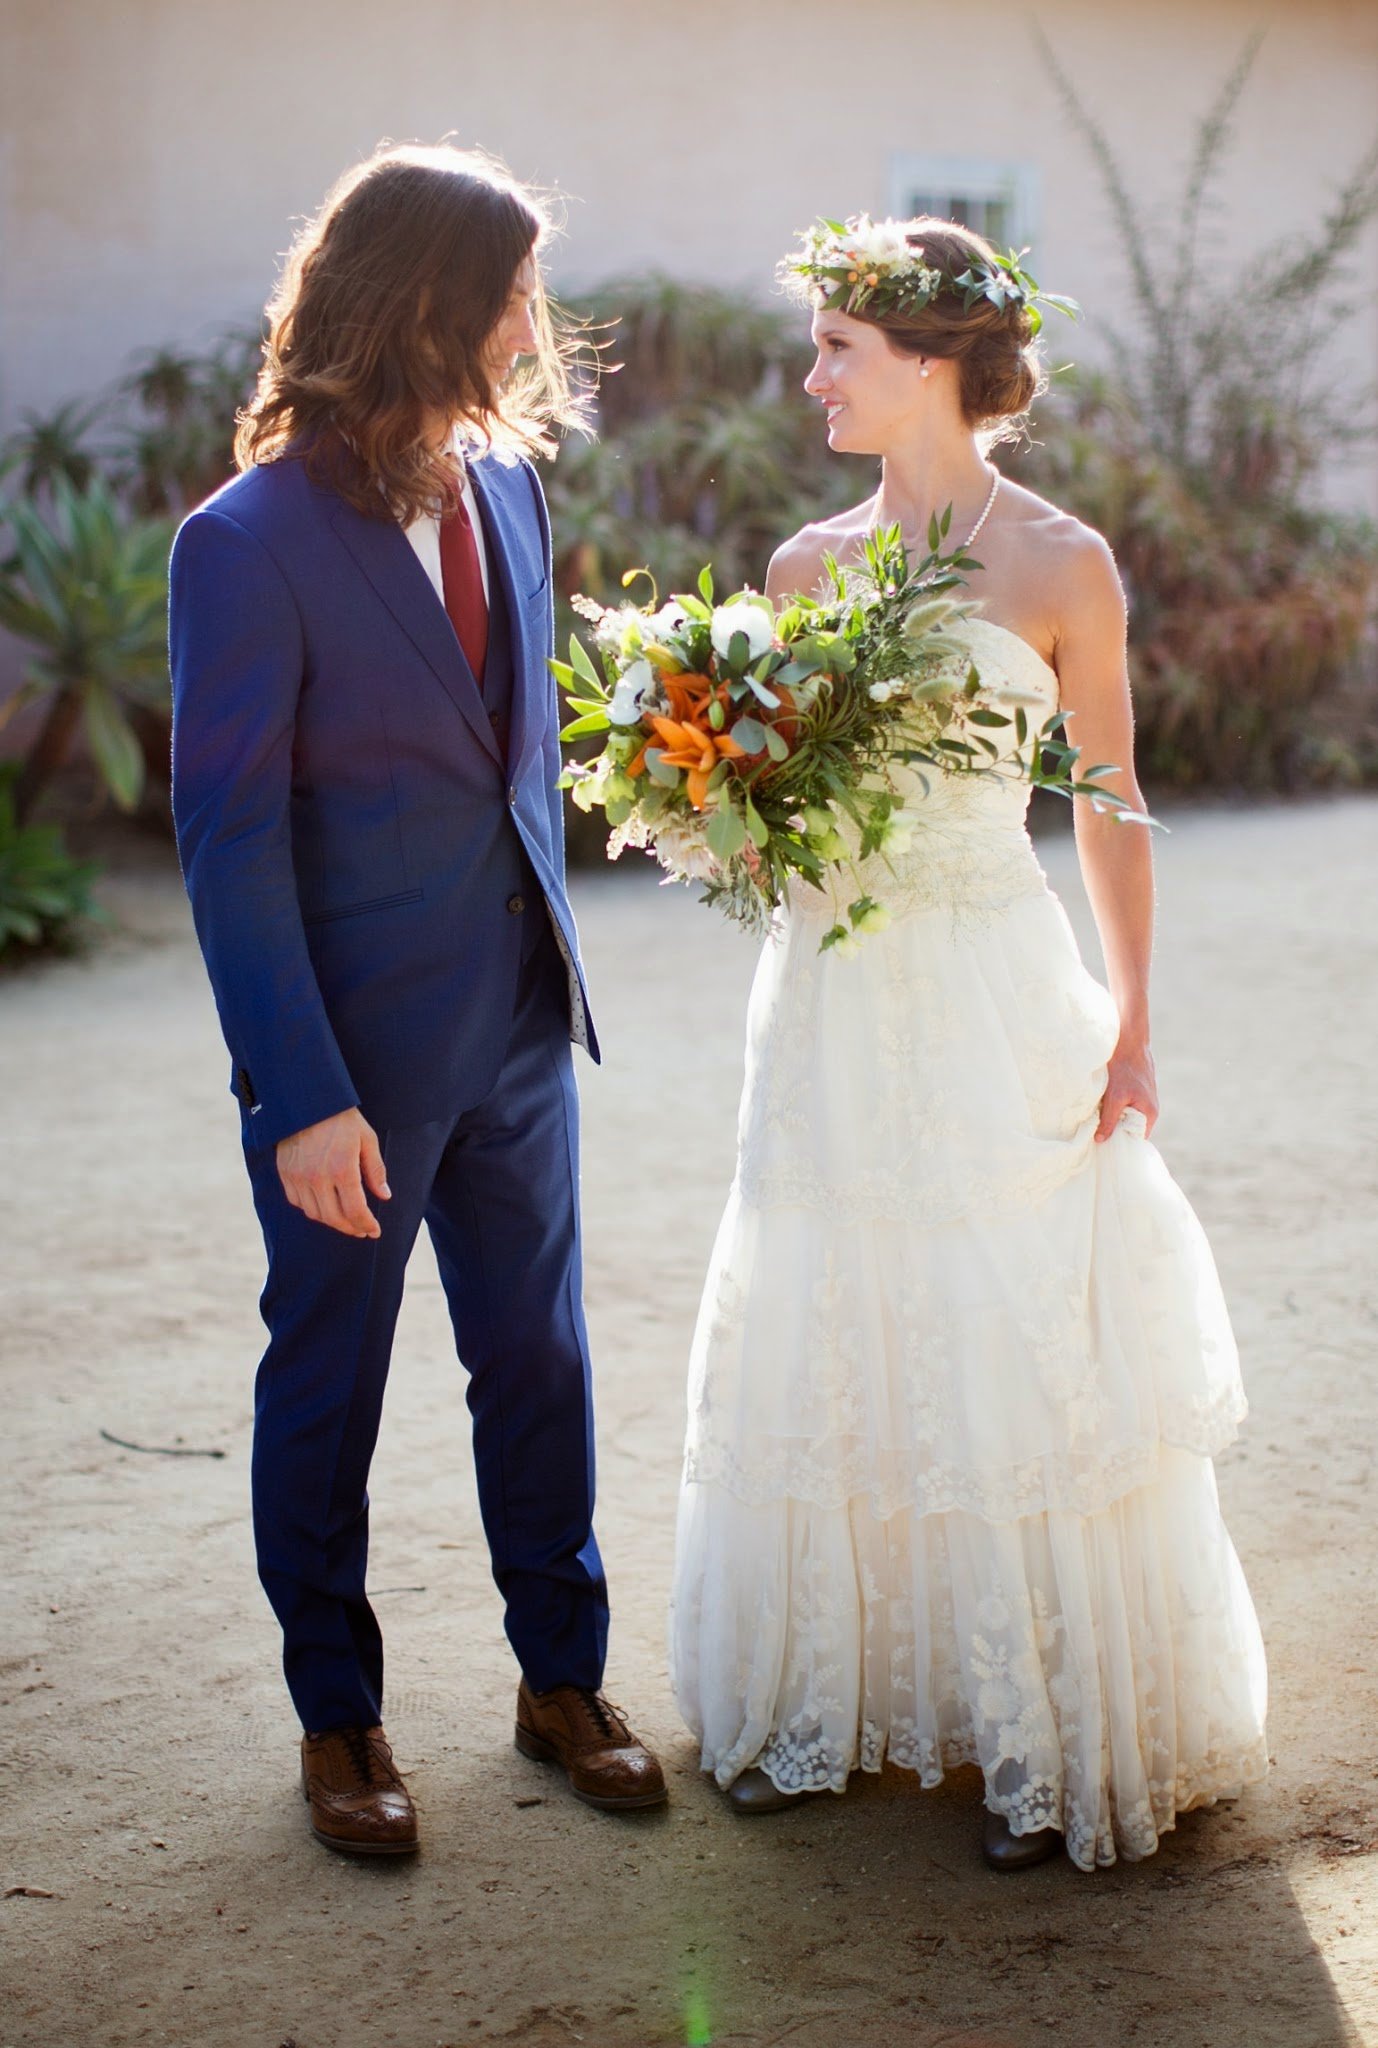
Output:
top-left (404, 462), bottom-right (490, 608)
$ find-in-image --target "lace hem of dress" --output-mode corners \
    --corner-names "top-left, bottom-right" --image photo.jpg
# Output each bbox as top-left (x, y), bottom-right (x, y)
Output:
top-left (727, 1721), bottom-right (1270, 1871)
top-left (683, 1390), bottom-right (1247, 1521)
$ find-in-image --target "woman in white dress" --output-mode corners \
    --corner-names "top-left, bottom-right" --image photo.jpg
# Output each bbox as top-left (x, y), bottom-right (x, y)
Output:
top-left (668, 217), bottom-right (1268, 1872)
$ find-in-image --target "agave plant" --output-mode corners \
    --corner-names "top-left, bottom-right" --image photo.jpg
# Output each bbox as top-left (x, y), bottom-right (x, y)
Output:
top-left (115, 328), bottom-right (260, 515)
top-left (2, 396), bottom-right (107, 499)
top-left (0, 474), bottom-right (174, 821)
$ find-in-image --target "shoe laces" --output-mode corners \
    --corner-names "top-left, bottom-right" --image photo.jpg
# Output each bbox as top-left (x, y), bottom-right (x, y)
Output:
top-left (573, 1689), bottom-right (629, 1744)
top-left (340, 1725), bottom-right (388, 1788)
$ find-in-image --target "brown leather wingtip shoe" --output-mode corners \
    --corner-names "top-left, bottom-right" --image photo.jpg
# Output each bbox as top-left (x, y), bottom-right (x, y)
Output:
top-left (515, 1680), bottom-right (668, 1812)
top-left (300, 1724), bottom-right (419, 1857)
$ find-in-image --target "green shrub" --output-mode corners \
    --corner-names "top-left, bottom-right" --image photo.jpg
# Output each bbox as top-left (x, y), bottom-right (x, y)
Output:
top-left (1020, 30), bottom-right (1378, 788)
top-left (0, 764), bottom-right (102, 958)
top-left (0, 475), bottom-right (174, 823)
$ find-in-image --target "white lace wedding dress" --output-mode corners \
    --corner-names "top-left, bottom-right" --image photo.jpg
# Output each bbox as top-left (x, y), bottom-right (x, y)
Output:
top-left (669, 616), bottom-right (1268, 1870)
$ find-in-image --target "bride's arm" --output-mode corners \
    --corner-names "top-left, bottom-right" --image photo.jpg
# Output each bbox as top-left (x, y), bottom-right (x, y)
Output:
top-left (1053, 531), bottom-right (1159, 1142)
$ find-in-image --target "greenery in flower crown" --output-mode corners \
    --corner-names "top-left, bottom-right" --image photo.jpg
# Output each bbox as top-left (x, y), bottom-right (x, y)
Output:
top-left (779, 215), bottom-right (1080, 338)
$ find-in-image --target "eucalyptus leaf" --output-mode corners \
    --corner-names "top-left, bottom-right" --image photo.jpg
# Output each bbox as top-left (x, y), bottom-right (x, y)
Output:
top-left (705, 803), bottom-right (747, 863)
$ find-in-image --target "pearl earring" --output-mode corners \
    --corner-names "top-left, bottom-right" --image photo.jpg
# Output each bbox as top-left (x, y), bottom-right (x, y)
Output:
top-left (920, 366), bottom-right (931, 379)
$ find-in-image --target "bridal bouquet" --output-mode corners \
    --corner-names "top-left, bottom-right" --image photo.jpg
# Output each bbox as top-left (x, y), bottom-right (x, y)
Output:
top-left (553, 523), bottom-right (1127, 948)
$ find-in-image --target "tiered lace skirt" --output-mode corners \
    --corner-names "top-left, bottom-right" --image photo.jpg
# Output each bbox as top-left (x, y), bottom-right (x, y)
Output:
top-left (669, 830), bottom-right (1268, 1870)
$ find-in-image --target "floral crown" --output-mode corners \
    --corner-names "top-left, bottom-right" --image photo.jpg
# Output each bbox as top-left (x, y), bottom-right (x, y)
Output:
top-left (778, 215), bottom-right (1078, 338)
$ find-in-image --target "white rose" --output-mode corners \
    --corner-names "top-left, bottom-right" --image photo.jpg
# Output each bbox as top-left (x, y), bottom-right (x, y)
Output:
top-left (710, 599), bottom-right (774, 664)
top-left (855, 219), bottom-right (908, 269)
top-left (609, 657), bottom-right (654, 726)
top-left (869, 680), bottom-right (895, 703)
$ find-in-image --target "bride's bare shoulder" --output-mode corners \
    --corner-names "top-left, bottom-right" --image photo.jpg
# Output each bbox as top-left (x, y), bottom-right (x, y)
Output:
top-left (766, 501), bottom-right (875, 604)
top-left (1001, 477), bottom-right (1120, 587)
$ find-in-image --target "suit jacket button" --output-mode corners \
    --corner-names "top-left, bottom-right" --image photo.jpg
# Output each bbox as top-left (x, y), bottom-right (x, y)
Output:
top-left (508, 784), bottom-right (518, 805)
top-left (507, 894), bottom-right (525, 915)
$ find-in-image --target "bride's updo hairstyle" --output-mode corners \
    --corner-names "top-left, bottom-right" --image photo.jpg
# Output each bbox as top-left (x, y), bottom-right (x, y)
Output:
top-left (874, 219), bottom-right (1046, 445)
top-left (780, 214), bottom-right (1069, 450)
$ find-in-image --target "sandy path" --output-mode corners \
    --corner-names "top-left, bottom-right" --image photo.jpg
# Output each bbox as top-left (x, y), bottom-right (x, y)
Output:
top-left (2, 797), bottom-right (1377, 2048)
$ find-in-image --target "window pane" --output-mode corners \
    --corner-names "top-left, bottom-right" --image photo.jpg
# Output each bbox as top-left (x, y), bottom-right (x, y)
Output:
top-left (899, 189), bottom-right (1010, 244)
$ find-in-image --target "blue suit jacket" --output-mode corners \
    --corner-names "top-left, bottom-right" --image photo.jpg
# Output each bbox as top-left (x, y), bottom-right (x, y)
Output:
top-left (168, 447), bottom-right (598, 1150)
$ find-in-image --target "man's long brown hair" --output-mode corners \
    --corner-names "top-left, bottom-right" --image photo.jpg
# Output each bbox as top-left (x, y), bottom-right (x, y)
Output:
top-left (235, 143), bottom-right (589, 523)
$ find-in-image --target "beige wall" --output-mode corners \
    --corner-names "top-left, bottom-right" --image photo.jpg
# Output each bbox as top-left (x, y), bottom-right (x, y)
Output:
top-left (2, 0), bottom-right (1377, 509)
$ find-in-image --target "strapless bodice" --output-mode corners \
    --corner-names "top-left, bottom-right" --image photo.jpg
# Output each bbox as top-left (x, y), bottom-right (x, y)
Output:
top-left (788, 615), bottom-right (1061, 929)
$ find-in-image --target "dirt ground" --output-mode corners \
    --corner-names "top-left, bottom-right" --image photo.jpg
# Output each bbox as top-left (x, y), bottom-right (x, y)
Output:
top-left (3, 795), bottom-right (1377, 2048)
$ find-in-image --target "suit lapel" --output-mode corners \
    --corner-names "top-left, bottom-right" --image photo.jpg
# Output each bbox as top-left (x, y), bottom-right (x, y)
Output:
top-left (469, 457), bottom-right (540, 779)
top-left (329, 499), bottom-right (502, 766)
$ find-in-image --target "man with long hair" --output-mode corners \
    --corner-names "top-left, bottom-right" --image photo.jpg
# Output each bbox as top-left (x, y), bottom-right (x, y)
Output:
top-left (169, 143), bottom-right (665, 1855)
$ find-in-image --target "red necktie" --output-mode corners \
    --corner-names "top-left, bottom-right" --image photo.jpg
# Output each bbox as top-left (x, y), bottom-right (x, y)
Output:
top-left (438, 493), bottom-right (489, 690)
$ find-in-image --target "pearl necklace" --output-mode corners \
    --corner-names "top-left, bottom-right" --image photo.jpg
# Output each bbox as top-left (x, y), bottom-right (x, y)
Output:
top-left (899, 464), bottom-right (1001, 557)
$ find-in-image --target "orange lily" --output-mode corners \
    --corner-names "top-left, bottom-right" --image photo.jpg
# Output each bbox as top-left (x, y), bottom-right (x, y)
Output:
top-left (645, 713), bottom-right (747, 810)
top-left (627, 673), bottom-right (742, 794)
top-left (659, 673), bottom-right (719, 726)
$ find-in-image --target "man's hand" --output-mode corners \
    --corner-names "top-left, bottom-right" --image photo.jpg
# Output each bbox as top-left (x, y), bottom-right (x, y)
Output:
top-left (276, 1108), bottom-right (391, 1237)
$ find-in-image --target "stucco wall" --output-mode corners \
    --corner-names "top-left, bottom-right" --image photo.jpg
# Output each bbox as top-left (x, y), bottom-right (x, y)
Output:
top-left (1, 0), bottom-right (1376, 508)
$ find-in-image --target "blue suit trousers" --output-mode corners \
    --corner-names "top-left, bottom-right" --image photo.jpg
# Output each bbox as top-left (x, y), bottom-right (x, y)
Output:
top-left (244, 924), bottom-right (608, 1733)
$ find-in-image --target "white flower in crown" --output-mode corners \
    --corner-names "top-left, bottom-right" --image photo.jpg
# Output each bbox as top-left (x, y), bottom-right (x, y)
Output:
top-left (850, 216), bottom-right (910, 271)
top-left (709, 597), bottom-right (775, 662)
